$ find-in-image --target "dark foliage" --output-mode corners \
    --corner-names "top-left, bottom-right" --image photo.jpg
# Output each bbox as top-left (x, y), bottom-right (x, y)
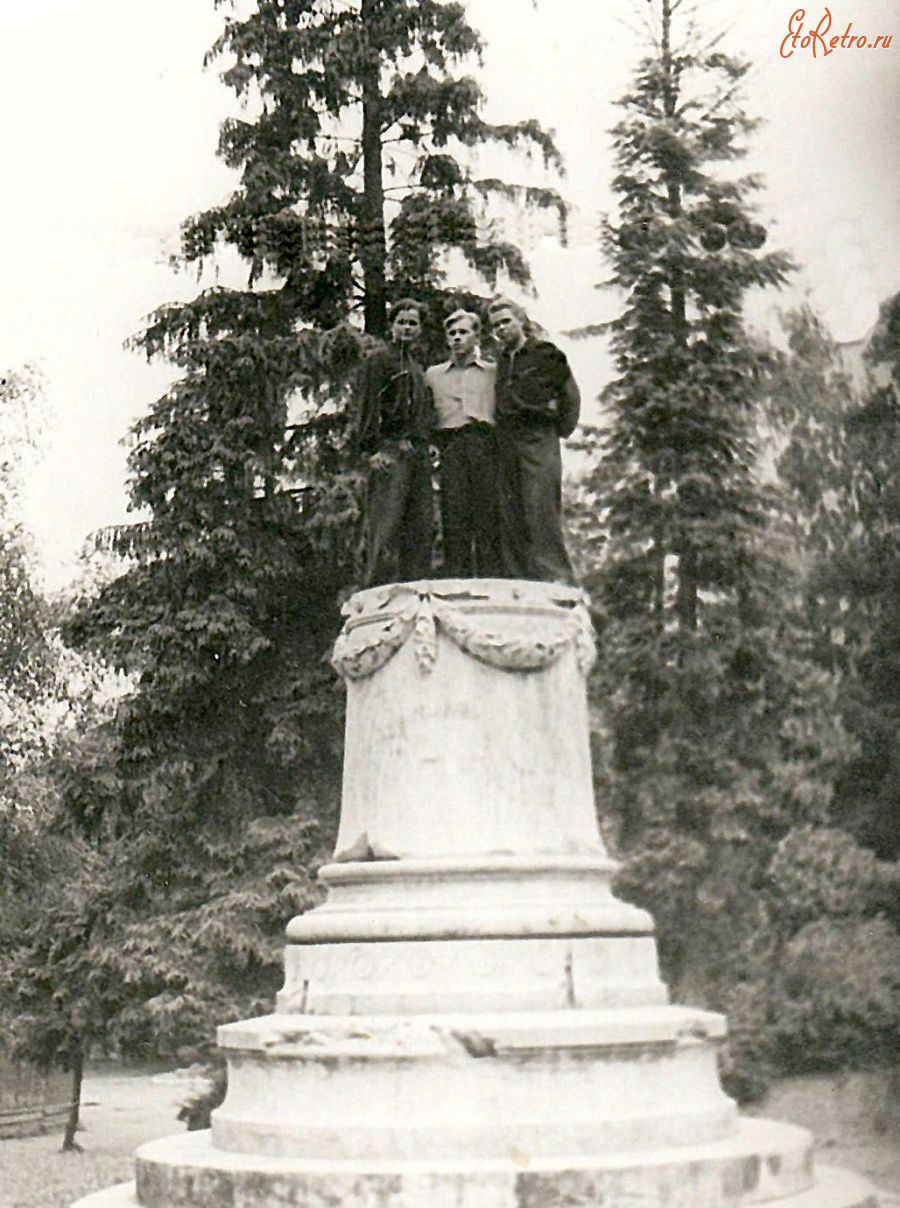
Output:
top-left (50, 0), bottom-right (562, 1084)
top-left (569, 3), bottom-right (856, 1016)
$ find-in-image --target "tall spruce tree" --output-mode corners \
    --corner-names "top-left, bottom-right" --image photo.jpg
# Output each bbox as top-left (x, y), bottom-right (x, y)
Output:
top-left (71, 0), bottom-right (566, 800)
top-left (573, 1), bottom-right (853, 998)
top-left (186, 0), bottom-right (564, 336)
top-left (63, 0), bottom-right (564, 1060)
top-left (592, 0), bottom-right (794, 628)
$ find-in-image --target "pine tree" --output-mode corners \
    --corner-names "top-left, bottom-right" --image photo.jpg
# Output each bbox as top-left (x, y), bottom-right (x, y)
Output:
top-left (68, 0), bottom-right (567, 835)
top-left (186, 0), bottom-right (564, 336)
top-left (571, 2), bottom-right (853, 998)
top-left (67, 0), bottom-right (565, 854)
top-left (61, 0), bottom-right (564, 1067)
top-left (591, 0), bottom-right (794, 630)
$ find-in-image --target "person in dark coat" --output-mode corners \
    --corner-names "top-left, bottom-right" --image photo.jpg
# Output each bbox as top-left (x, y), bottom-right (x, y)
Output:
top-left (486, 297), bottom-right (580, 584)
top-left (426, 309), bottom-right (503, 578)
top-left (355, 298), bottom-right (434, 587)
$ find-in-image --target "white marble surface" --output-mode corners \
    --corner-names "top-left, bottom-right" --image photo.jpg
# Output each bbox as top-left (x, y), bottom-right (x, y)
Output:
top-left (333, 580), bottom-right (603, 860)
top-left (278, 933), bottom-right (667, 1014)
top-left (130, 1119), bottom-right (821, 1208)
top-left (212, 1006), bottom-right (737, 1161)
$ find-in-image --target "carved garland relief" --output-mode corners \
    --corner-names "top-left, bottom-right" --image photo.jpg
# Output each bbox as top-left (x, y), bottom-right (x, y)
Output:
top-left (331, 589), bottom-right (597, 681)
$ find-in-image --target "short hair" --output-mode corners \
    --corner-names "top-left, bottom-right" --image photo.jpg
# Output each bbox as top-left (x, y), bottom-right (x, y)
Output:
top-left (444, 308), bottom-right (481, 334)
top-left (486, 296), bottom-right (528, 324)
top-left (388, 297), bottom-right (423, 321)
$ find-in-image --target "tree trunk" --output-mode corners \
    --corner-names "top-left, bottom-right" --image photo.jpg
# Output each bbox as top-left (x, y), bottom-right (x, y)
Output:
top-left (61, 1041), bottom-right (84, 1152)
top-left (675, 548), bottom-right (698, 629)
top-left (360, 0), bottom-right (387, 338)
top-left (660, 0), bottom-right (696, 629)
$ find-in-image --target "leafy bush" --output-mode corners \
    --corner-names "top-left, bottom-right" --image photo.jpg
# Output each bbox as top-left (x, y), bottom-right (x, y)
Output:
top-left (767, 826), bottom-right (898, 927)
top-left (723, 912), bottom-right (900, 1097)
top-left (691, 827), bottom-right (900, 1099)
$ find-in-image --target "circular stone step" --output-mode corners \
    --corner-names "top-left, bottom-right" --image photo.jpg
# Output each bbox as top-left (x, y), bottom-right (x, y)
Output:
top-left (213, 1006), bottom-right (735, 1160)
top-left (70, 1159), bottom-right (886, 1208)
top-left (124, 1117), bottom-right (824, 1208)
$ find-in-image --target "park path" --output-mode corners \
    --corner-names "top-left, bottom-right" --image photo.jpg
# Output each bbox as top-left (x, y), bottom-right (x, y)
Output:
top-left (0, 1067), bottom-right (201, 1208)
top-left (78, 1067), bottom-right (198, 1152)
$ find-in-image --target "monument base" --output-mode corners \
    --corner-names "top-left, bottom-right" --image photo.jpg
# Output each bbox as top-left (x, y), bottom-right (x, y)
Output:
top-left (74, 996), bottom-right (884, 1208)
top-left (73, 582), bottom-right (885, 1208)
top-left (210, 1007), bottom-right (734, 1160)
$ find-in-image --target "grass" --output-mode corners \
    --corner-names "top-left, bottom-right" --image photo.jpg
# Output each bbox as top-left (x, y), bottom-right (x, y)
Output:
top-left (0, 1139), bottom-right (135, 1208)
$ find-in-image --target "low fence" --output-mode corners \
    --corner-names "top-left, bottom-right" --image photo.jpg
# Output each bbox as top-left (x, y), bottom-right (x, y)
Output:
top-left (0, 1055), bottom-right (72, 1139)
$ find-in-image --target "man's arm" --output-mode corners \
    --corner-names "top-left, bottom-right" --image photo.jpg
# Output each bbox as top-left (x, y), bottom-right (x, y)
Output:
top-left (557, 370), bottom-right (581, 439)
top-left (420, 364), bottom-right (441, 439)
top-left (502, 343), bottom-right (580, 432)
top-left (354, 352), bottom-right (385, 456)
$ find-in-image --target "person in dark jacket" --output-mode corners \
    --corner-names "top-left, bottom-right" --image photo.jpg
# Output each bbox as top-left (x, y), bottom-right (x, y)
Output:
top-left (486, 297), bottom-right (580, 584)
top-left (355, 299), bottom-right (434, 587)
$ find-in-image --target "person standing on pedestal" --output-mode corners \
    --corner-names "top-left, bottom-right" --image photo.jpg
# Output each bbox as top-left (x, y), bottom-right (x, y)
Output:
top-left (425, 309), bottom-right (503, 578)
top-left (487, 297), bottom-right (580, 584)
top-left (355, 298), bottom-right (435, 587)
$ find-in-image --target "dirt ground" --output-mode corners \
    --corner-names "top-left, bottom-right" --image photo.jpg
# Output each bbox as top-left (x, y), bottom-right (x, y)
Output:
top-left (0, 1067), bottom-right (199, 1208)
top-left (0, 1066), bottom-right (898, 1207)
top-left (749, 1070), bottom-right (900, 1205)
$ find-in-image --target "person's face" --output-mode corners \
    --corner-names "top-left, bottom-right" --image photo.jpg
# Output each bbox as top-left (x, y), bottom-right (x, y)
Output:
top-left (490, 307), bottom-right (525, 350)
top-left (446, 317), bottom-right (479, 361)
top-left (391, 308), bottom-right (421, 345)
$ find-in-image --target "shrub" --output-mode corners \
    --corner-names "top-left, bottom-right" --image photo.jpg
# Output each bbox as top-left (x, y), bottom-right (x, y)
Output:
top-left (768, 826), bottom-right (898, 927)
top-left (724, 914), bottom-right (900, 1093)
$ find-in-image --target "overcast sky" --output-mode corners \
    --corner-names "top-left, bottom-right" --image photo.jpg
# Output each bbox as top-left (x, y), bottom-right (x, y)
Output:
top-left (1, 0), bottom-right (897, 588)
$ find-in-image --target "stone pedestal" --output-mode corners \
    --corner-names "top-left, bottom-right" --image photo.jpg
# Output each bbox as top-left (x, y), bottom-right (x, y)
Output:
top-left (75, 580), bottom-right (881, 1208)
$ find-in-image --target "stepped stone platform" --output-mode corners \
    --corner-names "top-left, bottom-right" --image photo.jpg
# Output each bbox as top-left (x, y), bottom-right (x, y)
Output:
top-left (75, 580), bottom-right (882, 1208)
